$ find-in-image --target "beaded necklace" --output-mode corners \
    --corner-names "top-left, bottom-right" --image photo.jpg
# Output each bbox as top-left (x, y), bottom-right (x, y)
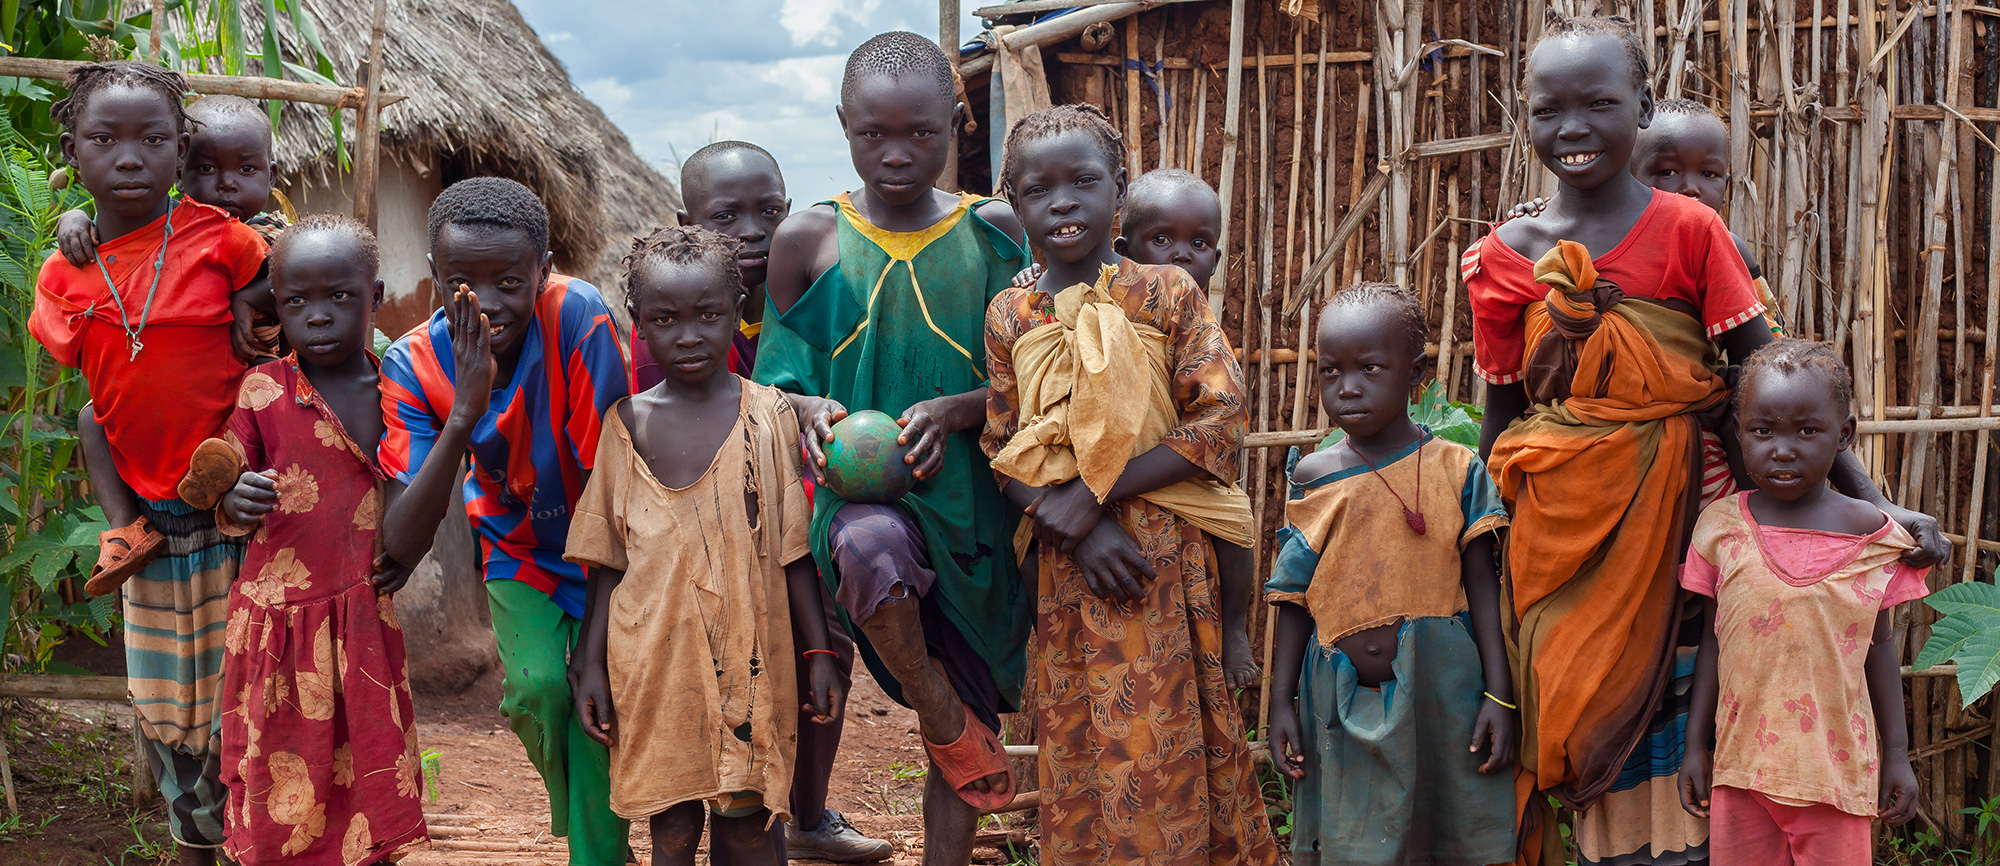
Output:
top-left (92, 197), bottom-right (175, 362)
top-left (1351, 434), bottom-right (1426, 535)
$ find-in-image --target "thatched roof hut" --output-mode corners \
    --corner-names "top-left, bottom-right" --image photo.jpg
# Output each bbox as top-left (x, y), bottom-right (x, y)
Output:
top-left (212, 0), bottom-right (679, 332)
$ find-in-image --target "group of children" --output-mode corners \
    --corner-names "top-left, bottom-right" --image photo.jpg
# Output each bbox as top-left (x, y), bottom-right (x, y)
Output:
top-left (28, 14), bottom-right (1953, 866)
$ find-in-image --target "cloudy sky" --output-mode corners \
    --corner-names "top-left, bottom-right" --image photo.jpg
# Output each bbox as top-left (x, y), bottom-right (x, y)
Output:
top-left (512, 0), bottom-right (993, 205)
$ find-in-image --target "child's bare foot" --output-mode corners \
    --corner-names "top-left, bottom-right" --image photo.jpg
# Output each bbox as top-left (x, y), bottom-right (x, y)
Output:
top-left (1223, 630), bottom-right (1262, 690)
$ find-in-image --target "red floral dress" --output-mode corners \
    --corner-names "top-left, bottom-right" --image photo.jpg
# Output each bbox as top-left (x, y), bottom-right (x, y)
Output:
top-left (216, 357), bottom-right (428, 865)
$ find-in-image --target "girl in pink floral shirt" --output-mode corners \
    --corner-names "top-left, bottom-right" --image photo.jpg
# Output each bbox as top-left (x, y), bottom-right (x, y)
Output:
top-left (1677, 339), bottom-right (1926, 865)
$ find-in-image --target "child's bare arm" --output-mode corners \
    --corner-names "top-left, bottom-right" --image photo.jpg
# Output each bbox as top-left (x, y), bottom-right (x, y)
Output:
top-left (1866, 608), bottom-right (1919, 824)
top-left (229, 271), bottom-right (275, 362)
top-left (380, 287), bottom-right (497, 568)
top-left (568, 565), bottom-right (622, 747)
top-left (55, 208), bottom-right (98, 267)
top-left (1265, 604), bottom-right (1314, 780)
top-left (1478, 383), bottom-right (1530, 460)
top-left (1680, 596), bottom-right (1720, 818)
top-left (1461, 533), bottom-right (1517, 773)
top-left (786, 558), bottom-right (844, 723)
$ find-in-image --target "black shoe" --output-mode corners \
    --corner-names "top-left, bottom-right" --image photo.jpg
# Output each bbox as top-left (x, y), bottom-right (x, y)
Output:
top-left (786, 810), bottom-right (892, 862)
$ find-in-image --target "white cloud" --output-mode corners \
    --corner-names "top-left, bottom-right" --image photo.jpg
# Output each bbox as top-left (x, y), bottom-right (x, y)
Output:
top-left (575, 76), bottom-right (634, 115)
top-left (513, 0), bottom-right (990, 204)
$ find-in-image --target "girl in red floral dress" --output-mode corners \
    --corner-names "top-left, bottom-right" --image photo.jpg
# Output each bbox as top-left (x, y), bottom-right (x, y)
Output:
top-left (186, 215), bottom-right (429, 865)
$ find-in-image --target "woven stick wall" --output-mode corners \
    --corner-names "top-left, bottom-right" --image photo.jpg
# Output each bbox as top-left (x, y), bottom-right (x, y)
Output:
top-left (1006, 0), bottom-right (1999, 840)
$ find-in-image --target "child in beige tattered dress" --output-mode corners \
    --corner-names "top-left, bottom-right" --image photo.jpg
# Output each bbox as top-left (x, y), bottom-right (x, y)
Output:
top-left (566, 225), bottom-right (842, 866)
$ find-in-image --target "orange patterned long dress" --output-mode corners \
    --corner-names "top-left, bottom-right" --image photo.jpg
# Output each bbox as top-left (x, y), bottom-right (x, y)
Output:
top-left (983, 260), bottom-right (1278, 866)
top-left (215, 357), bottom-right (429, 866)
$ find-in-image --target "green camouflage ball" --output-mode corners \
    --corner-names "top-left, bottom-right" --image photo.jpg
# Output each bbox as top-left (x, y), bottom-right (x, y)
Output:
top-left (822, 409), bottom-right (917, 503)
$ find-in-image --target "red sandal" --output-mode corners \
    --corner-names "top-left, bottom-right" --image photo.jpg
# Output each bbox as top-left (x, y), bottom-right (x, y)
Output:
top-left (922, 702), bottom-right (1014, 811)
top-left (84, 517), bottom-right (163, 597)
top-left (177, 438), bottom-right (242, 510)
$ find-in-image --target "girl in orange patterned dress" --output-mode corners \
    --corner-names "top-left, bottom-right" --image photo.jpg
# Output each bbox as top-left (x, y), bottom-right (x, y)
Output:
top-left (982, 105), bottom-right (1276, 866)
top-left (189, 216), bottom-right (429, 865)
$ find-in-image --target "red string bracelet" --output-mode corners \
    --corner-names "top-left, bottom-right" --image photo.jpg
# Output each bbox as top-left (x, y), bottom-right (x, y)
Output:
top-left (802, 649), bottom-right (838, 660)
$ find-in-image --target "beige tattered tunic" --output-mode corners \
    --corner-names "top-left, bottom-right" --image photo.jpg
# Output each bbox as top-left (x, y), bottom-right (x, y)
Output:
top-left (565, 380), bottom-right (812, 821)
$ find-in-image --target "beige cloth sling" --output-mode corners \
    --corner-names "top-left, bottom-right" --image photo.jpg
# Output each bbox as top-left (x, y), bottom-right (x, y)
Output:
top-left (991, 266), bottom-right (1253, 554)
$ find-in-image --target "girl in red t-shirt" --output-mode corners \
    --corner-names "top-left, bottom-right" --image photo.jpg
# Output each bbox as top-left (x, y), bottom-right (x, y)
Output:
top-left (27, 62), bottom-right (268, 863)
top-left (1463, 16), bottom-right (1946, 866)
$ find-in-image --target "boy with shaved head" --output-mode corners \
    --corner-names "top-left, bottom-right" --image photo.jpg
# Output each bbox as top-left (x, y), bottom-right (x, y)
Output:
top-left (758, 30), bottom-right (1031, 866)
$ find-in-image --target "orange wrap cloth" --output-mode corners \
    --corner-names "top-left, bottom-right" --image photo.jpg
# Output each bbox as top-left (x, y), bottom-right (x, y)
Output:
top-left (1488, 240), bottom-right (1728, 816)
top-left (986, 263), bottom-right (1253, 557)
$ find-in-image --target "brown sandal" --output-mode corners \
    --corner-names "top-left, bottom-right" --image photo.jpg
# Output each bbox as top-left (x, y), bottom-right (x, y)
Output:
top-left (85, 517), bottom-right (164, 597)
top-left (177, 438), bottom-right (242, 510)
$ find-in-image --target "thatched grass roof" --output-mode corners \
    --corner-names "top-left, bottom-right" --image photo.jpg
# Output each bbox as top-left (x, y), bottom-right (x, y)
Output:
top-left (204, 0), bottom-right (679, 292)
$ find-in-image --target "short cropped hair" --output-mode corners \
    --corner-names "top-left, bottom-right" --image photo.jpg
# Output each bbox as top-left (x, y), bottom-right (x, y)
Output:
top-left (1737, 338), bottom-right (1854, 414)
top-left (426, 177), bottom-right (551, 252)
top-left (1323, 281), bottom-right (1427, 359)
top-left (622, 224), bottom-right (744, 319)
top-left (1654, 97), bottom-right (1720, 119)
top-left (842, 31), bottom-right (956, 107)
top-left (185, 94), bottom-right (272, 141)
top-left (680, 140), bottom-right (783, 204)
top-left (1538, 15), bottom-right (1650, 91)
top-left (272, 213), bottom-right (381, 282)
top-left (1122, 169), bottom-right (1217, 225)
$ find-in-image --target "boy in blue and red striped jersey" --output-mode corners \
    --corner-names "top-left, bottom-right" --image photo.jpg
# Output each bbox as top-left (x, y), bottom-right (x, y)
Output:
top-left (376, 177), bottom-right (632, 866)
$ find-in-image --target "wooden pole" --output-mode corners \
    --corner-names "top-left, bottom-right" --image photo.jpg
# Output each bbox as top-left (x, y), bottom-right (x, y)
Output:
top-left (0, 57), bottom-right (403, 108)
top-left (1125, 19), bottom-right (1143, 174)
top-left (149, 0), bottom-right (164, 60)
top-left (350, 0), bottom-right (390, 233)
top-left (1253, 39), bottom-right (1277, 734)
top-left (1211, 0), bottom-right (1246, 317)
top-left (941, 0), bottom-right (962, 192)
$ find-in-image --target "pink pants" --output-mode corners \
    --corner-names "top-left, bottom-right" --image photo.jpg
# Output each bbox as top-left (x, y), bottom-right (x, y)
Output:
top-left (1711, 786), bottom-right (1871, 866)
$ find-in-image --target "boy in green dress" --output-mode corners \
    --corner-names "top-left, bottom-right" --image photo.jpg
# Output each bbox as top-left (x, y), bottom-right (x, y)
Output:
top-left (755, 30), bottom-right (1030, 866)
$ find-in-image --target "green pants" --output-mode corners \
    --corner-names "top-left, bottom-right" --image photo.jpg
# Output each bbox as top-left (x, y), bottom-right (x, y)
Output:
top-left (487, 578), bottom-right (631, 865)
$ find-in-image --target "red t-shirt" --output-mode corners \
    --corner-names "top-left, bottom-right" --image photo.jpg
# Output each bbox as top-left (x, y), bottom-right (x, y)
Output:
top-left (29, 201), bottom-right (266, 500)
top-left (1462, 190), bottom-right (1764, 385)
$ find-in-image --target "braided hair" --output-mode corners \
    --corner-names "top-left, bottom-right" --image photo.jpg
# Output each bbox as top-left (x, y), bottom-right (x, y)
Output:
top-left (272, 214), bottom-right (380, 283)
top-left (1000, 104), bottom-right (1124, 198)
top-left (1736, 338), bottom-right (1854, 415)
top-left (1322, 281), bottom-right (1427, 360)
top-left (842, 31), bottom-right (956, 107)
top-left (622, 224), bottom-right (744, 319)
top-left (1536, 15), bottom-right (1651, 91)
top-left (50, 61), bottom-right (194, 136)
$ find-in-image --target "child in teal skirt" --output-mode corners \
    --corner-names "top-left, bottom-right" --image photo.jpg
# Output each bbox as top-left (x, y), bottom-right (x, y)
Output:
top-left (1265, 283), bottom-right (1518, 866)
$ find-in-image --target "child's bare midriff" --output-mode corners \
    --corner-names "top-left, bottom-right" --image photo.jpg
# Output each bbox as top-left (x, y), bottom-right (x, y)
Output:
top-left (1336, 622), bottom-right (1401, 687)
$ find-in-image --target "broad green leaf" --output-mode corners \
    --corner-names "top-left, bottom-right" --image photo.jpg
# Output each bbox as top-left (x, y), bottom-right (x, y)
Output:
top-left (1317, 381), bottom-right (1483, 452)
top-left (1914, 576), bottom-right (2000, 706)
top-left (28, 546), bottom-right (73, 589)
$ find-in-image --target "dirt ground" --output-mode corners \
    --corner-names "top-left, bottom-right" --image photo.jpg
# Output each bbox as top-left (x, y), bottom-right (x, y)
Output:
top-left (2, 665), bottom-right (1035, 866)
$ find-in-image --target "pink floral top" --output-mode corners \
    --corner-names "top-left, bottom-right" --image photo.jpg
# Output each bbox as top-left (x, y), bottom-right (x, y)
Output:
top-left (1680, 493), bottom-right (1930, 816)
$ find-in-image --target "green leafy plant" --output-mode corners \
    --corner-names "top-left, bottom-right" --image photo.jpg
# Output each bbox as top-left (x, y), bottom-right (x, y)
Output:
top-left (0, 108), bottom-right (110, 671)
top-left (1317, 380), bottom-right (1483, 452)
top-left (421, 747), bottom-right (441, 803)
top-left (1910, 567), bottom-right (2000, 708)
